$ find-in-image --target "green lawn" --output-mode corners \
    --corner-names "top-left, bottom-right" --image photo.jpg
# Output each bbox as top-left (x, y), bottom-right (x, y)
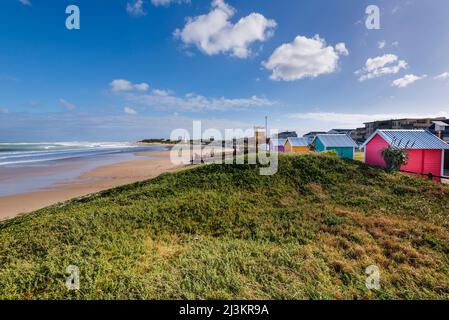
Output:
top-left (1, 153), bottom-right (448, 299)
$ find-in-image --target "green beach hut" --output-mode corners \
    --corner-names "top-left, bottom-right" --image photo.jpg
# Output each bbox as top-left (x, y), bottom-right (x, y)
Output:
top-left (312, 134), bottom-right (357, 159)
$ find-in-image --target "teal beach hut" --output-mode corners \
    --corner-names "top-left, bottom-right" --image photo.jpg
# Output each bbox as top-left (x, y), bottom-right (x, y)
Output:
top-left (312, 134), bottom-right (357, 159)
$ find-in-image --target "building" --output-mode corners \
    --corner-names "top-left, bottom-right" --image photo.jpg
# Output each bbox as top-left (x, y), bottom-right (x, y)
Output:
top-left (277, 131), bottom-right (298, 139)
top-left (363, 130), bottom-right (449, 181)
top-left (284, 137), bottom-right (309, 153)
top-left (328, 129), bottom-right (358, 141)
top-left (312, 134), bottom-right (357, 159)
top-left (428, 120), bottom-right (449, 142)
top-left (361, 117), bottom-right (447, 141)
top-left (354, 127), bottom-right (367, 143)
top-left (303, 131), bottom-right (326, 144)
top-left (269, 138), bottom-right (286, 153)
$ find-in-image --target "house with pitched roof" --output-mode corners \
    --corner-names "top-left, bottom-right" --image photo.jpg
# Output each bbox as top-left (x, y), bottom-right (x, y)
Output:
top-left (312, 134), bottom-right (357, 159)
top-left (363, 129), bottom-right (449, 181)
top-left (269, 138), bottom-right (286, 153)
top-left (284, 137), bottom-right (309, 153)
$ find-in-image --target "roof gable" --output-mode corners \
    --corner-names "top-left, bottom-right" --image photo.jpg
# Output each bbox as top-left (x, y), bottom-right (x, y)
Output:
top-left (270, 138), bottom-right (286, 147)
top-left (286, 137), bottom-right (309, 147)
top-left (363, 129), bottom-right (449, 150)
top-left (314, 134), bottom-right (357, 148)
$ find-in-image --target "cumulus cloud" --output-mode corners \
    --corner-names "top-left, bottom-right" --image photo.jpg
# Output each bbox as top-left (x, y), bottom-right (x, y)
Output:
top-left (124, 106), bottom-right (138, 115)
top-left (335, 43), bottom-right (349, 56)
top-left (434, 72), bottom-right (449, 80)
top-left (392, 74), bottom-right (426, 88)
top-left (59, 98), bottom-right (76, 111)
top-left (110, 79), bottom-right (275, 111)
top-left (356, 54), bottom-right (407, 81)
top-left (110, 79), bottom-right (149, 92)
top-left (126, 0), bottom-right (146, 16)
top-left (262, 35), bottom-right (349, 81)
top-left (174, 0), bottom-right (276, 58)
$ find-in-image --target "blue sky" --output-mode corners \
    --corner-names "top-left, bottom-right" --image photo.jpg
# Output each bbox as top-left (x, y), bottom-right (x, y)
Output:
top-left (1, 0), bottom-right (449, 141)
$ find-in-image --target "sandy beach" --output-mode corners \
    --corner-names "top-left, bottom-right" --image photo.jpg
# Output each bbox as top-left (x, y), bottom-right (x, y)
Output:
top-left (0, 150), bottom-right (187, 221)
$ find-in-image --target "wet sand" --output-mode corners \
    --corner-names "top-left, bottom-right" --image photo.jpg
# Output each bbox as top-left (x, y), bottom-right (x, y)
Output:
top-left (0, 151), bottom-right (187, 220)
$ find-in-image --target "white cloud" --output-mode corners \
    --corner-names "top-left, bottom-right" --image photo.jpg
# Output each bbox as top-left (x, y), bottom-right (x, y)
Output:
top-left (174, 0), bottom-right (276, 58)
top-left (0, 107), bottom-right (9, 114)
top-left (151, 0), bottom-right (190, 6)
top-left (262, 35), bottom-right (349, 81)
top-left (335, 43), bottom-right (349, 56)
top-left (59, 98), bottom-right (76, 111)
top-left (434, 72), bottom-right (449, 80)
top-left (378, 40), bottom-right (386, 49)
top-left (124, 106), bottom-right (138, 115)
top-left (110, 79), bottom-right (276, 112)
top-left (110, 79), bottom-right (149, 92)
top-left (356, 54), bottom-right (407, 81)
top-left (18, 0), bottom-right (31, 6)
top-left (126, 91), bottom-right (276, 112)
top-left (392, 74), bottom-right (426, 88)
top-left (126, 0), bottom-right (146, 17)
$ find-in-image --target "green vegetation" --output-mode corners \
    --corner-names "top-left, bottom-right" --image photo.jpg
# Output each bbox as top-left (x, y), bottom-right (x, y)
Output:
top-left (1, 153), bottom-right (449, 299)
top-left (138, 139), bottom-right (179, 144)
top-left (381, 146), bottom-right (409, 172)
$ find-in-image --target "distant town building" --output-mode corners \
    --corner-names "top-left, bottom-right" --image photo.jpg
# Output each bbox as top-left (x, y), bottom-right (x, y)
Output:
top-left (429, 120), bottom-right (449, 142)
top-left (277, 131), bottom-right (298, 139)
top-left (361, 117), bottom-right (447, 141)
top-left (328, 129), bottom-right (358, 141)
top-left (303, 131), bottom-right (326, 144)
top-left (354, 127), bottom-right (367, 143)
top-left (328, 129), bottom-right (355, 135)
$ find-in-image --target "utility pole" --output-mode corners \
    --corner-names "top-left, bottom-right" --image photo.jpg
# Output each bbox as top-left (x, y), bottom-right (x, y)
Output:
top-left (265, 116), bottom-right (269, 150)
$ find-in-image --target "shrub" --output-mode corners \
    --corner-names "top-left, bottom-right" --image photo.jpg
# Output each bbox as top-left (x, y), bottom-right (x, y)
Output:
top-left (381, 146), bottom-right (408, 172)
top-left (321, 150), bottom-right (338, 156)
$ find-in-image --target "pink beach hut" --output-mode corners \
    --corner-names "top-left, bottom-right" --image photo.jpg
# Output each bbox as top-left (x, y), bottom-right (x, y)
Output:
top-left (363, 129), bottom-right (449, 181)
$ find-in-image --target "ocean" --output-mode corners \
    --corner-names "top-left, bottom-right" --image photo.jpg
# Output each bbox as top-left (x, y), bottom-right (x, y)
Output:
top-left (0, 142), bottom-right (168, 196)
top-left (0, 142), bottom-right (166, 167)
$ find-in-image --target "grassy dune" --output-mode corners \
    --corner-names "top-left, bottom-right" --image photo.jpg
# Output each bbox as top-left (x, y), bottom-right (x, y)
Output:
top-left (1, 154), bottom-right (448, 299)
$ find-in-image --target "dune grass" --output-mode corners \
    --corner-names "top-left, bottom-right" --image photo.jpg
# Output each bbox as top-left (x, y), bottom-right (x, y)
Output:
top-left (0, 153), bottom-right (448, 299)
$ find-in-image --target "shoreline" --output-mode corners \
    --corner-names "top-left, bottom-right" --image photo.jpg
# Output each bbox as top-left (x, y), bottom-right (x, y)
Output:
top-left (0, 150), bottom-right (187, 221)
